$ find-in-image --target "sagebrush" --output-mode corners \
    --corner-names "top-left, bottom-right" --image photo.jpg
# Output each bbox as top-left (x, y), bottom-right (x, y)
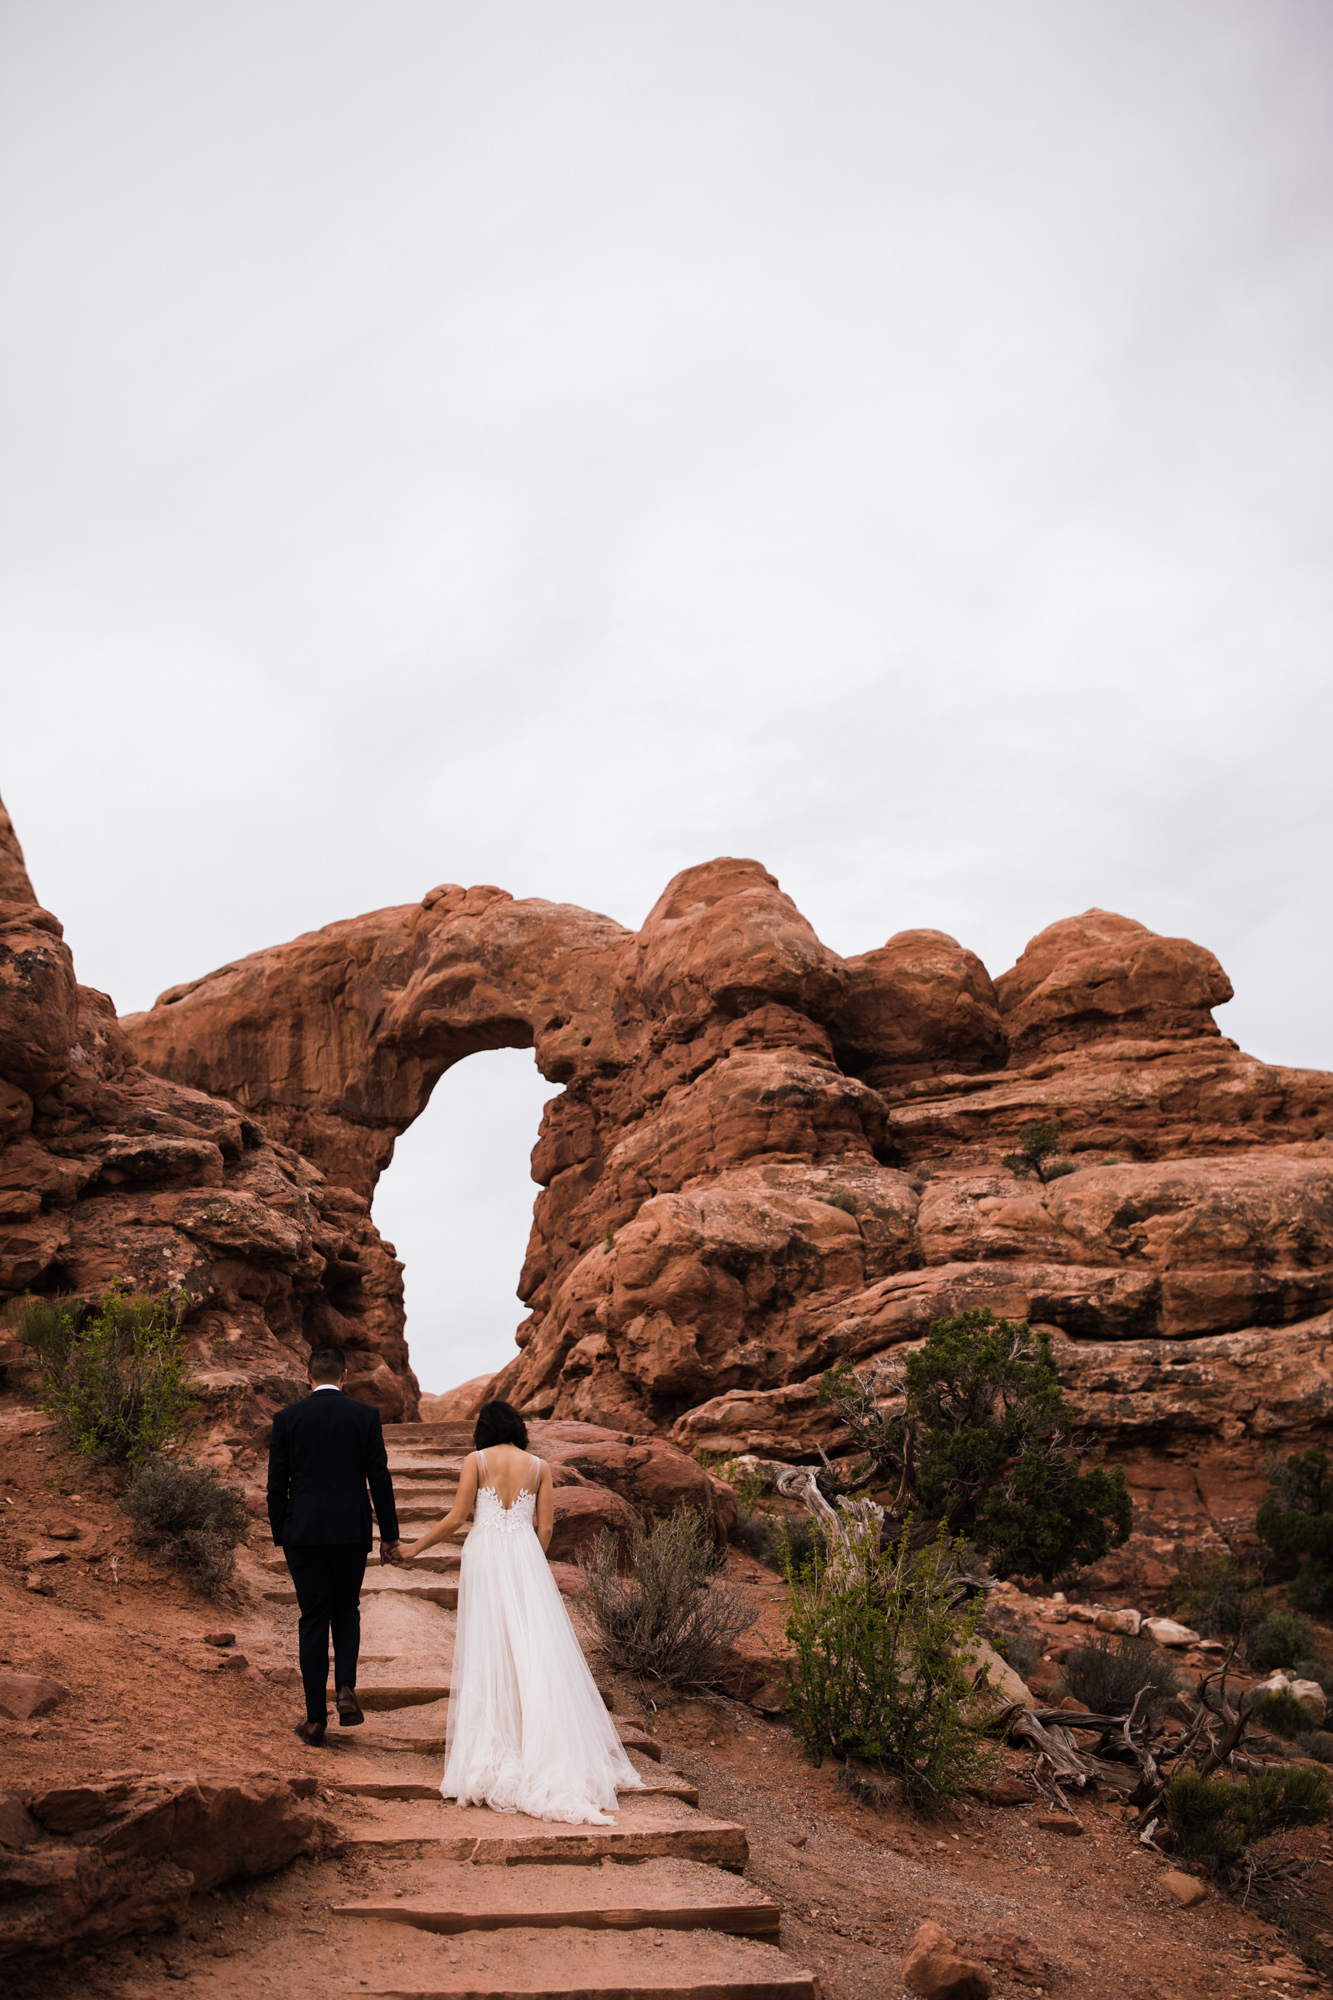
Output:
top-left (1163, 1764), bottom-right (1332, 1875)
top-left (782, 1521), bottom-right (996, 1812)
top-left (1258, 1448), bottom-right (1333, 1611)
top-left (578, 1508), bottom-right (755, 1687)
top-left (1059, 1632), bottom-right (1180, 1717)
top-left (122, 1454), bottom-right (250, 1597)
top-left (1249, 1609), bottom-right (1319, 1672)
top-left (1166, 1551), bottom-right (1264, 1640)
top-left (22, 1284), bottom-right (194, 1466)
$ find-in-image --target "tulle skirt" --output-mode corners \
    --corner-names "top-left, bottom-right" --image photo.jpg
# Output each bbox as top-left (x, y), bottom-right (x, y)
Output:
top-left (441, 1506), bottom-right (644, 1826)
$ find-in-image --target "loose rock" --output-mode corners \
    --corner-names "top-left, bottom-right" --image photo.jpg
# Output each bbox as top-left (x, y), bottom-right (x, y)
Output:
top-left (1160, 1869), bottom-right (1207, 1908)
top-left (0, 1673), bottom-right (68, 1721)
top-left (903, 1918), bottom-right (993, 1998)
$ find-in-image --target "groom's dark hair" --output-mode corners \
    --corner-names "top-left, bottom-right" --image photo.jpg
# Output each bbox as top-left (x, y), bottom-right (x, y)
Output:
top-left (473, 1400), bottom-right (529, 1450)
top-left (308, 1345), bottom-right (346, 1384)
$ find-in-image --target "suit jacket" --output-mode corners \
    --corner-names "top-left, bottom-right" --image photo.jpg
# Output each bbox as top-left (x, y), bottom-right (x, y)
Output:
top-left (266, 1388), bottom-right (400, 1550)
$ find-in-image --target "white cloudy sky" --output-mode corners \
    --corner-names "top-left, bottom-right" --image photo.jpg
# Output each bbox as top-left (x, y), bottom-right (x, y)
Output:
top-left (2, 2), bottom-right (1330, 1392)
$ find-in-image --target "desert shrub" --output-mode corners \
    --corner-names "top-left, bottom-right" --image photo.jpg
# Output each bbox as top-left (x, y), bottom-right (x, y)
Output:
top-left (1293, 1657), bottom-right (1333, 1695)
top-left (782, 1522), bottom-right (996, 1812)
top-left (1250, 1610), bottom-right (1319, 1673)
top-left (1059, 1633), bottom-right (1180, 1717)
top-left (122, 1454), bottom-right (249, 1597)
top-left (1001, 1119), bottom-right (1076, 1184)
top-left (1167, 1551), bottom-right (1264, 1640)
top-left (1258, 1449), bottom-right (1333, 1611)
top-left (578, 1508), bottom-right (756, 1687)
top-left (818, 1308), bottom-right (1133, 1581)
top-left (1251, 1689), bottom-right (1316, 1741)
top-left (22, 1284), bottom-right (194, 1467)
top-left (819, 1188), bottom-right (859, 1215)
top-left (993, 1628), bottom-right (1045, 1680)
top-left (1295, 1731), bottom-right (1333, 1765)
top-left (1164, 1765), bottom-right (1332, 1875)
top-left (736, 1505), bottom-right (821, 1574)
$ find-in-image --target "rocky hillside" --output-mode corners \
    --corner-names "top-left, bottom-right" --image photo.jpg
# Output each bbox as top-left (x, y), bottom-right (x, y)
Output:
top-left (120, 849), bottom-right (1333, 1548)
top-left (0, 796), bottom-right (419, 1459)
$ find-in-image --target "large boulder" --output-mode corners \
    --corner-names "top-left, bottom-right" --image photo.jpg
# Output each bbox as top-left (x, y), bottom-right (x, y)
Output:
top-left (994, 908), bottom-right (1233, 1056)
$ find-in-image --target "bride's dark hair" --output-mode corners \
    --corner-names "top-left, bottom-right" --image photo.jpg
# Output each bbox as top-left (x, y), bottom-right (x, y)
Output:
top-left (473, 1399), bottom-right (529, 1451)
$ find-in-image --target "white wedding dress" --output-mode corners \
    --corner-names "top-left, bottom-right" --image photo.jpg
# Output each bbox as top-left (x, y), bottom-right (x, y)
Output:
top-left (441, 1450), bottom-right (644, 1825)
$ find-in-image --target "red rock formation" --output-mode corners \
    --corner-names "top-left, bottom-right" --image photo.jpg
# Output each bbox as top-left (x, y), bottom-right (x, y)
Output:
top-left (0, 795), bottom-right (419, 1444)
top-left (119, 842), bottom-right (1333, 1547)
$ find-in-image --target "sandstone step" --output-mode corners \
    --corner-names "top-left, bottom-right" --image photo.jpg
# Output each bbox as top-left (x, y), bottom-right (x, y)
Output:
top-left (358, 1704), bottom-right (656, 1757)
top-left (333, 1856), bottom-right (778, 1938)
top-left (326, 1761), bottom-right (697, 1807)
top-left (263, 1575), bottom-right (459, 1609)
top-left (263, 1550), bottom-right (461, 1575)
top-left (338, 1799), bottom-right (747, 1870)
top-left (331, 1922), bottom-right (815, 1997)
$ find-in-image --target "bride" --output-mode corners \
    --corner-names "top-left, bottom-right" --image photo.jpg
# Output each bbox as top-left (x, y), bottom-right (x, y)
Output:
top-left (400, 1398), bottom-right (644, 1825)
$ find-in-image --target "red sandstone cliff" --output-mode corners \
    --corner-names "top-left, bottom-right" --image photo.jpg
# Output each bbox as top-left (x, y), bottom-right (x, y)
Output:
top-left (119, 853), bottom-right (1333, 1548)
top-left (0, 797), bottom-right (419, 1455)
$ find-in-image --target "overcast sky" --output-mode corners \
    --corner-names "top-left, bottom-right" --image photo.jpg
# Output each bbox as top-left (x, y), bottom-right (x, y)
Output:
top-left (2, 2), bottom-right (1330, 1392)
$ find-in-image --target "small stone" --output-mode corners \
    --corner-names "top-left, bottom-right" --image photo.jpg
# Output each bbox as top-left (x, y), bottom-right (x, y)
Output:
top-left (977, 1775), bottom-right (1031, 1807)
top-left (0, 1672), bottom-right (68, 1720)
top-left (1036, 1812), bottom-right (1083, 1837)
top-left (1094, 1608), bottom-right (1141, 1636)
top-left (23, 1574), bottom-right (53, 1597)
top-left (903, 1919), bottom-right (993, 1998)
top-left (44, 1521), bottom-right (81, 1541)
top-left (1290, 1679), bottom-right (1327, 1722)
top-left (1142, 1616), bottom-right (1200, 1648)
top-left (1160, 1869), bottom-right (1206, 1908)
top-left (203, 1631), bottom-right (235, 1648)
top-left (215, 1653), bottom-right (249, 1672)
top-left (0, 1791), bottom-right (41, 1848)
top-left (22, 1545), bottom-right (69, 1565)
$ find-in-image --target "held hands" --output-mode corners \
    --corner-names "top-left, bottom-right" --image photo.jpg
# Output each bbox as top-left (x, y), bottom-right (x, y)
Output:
top-left (379, 1540), bottom-right (407, 1567)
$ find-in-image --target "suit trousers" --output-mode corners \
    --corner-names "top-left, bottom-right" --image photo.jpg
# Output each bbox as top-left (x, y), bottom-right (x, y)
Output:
top-left (282, 1543), bottom-right (368, 1723)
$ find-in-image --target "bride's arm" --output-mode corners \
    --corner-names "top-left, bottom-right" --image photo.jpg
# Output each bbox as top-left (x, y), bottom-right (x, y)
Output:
top-left (535, 1460), bottom-right (554, 1555)
top-left (401, 1452), bottom-right (479, 1559)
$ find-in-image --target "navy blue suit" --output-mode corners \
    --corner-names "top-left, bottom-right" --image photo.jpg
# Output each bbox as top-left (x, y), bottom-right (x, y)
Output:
top-left (266, 1387), bottom-right (401, 1724)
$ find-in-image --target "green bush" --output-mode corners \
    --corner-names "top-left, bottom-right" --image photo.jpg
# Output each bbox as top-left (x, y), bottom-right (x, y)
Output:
top-left (1163, 1765), bottom-right (1332, 1874)
top-left (22, 1285), bottom-right (194, 1466)
top-left (1295, 1730), bottom-right (1333, 1765)
top-left (1251, 1689), bottom-right (1316, 1741)
top-left (1166, 1551), bottom-right (1264, 1640)
top-left (1001, 1120), bottom-right (1076, 1184)
top-left (1250, 1610), bottom-right (1319, 1672)
top-left (1257, 1450), bottom-right (1333, 1611)
top-left (578, 1509), bottom-right (756, 1688)
top-left (818, 1188), bottom-right (859, 1215)
top-left (818, 1308), bottom-right (1133, 1582)
top-left (782, 1522), bottom-right (996, 1812)
top-left (736, 1505), bottom-right (821, 1574)
top-left (1059, 1632), bottom-right (1180, 1717)
top-left (122, 1454), bottom-right (249, 1597)
top-left (992, 1627), bottom-right (1044, 1681)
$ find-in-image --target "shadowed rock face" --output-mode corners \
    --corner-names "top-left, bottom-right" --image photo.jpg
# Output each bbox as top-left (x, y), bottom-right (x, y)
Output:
top-left (119, 850), bottom-right (1333, 1561)
top-left (0, 797), bottom-right (419, 1446)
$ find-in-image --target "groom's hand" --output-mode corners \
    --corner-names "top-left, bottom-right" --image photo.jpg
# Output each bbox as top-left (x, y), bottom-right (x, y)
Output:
top-left (379, 1540), bottom-right (403, 1567)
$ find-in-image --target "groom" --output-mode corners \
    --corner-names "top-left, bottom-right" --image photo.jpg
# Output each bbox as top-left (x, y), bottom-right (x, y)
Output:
top-left (266, 1345), bottom-right (403, 1745)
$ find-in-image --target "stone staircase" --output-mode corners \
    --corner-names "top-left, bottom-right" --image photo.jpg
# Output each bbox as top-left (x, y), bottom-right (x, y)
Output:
top-left (298, 1424), bottom-right (818, 1998)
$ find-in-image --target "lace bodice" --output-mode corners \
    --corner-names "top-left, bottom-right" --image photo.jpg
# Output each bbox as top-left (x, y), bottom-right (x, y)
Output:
top-left (473, 1483), bottom-right (537, 1535)
top-left (473, 1450), bottom-right (539, 1535)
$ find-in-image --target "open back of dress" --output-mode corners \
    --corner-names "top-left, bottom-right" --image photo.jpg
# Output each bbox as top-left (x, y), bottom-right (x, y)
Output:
top-left (441, 1450), bottom-right (644, 1825)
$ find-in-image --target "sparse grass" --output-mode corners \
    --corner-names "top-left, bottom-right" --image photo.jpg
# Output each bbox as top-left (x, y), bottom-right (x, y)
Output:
top-left (122, 1454), bottom-right (250, 1597)
top-left (1251, 1689), bottom-right (1317, 1741)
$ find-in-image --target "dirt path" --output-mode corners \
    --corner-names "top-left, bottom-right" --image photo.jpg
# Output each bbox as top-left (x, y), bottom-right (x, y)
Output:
top-left (5, 1411), bottom-right (1332, 1997)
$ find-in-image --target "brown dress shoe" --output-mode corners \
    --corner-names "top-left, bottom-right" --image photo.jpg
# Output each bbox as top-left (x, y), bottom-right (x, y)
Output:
top-left (294, 1718), bottom-right (327, 1745)
top-left (336, 1685), bottom-right (364, 1726)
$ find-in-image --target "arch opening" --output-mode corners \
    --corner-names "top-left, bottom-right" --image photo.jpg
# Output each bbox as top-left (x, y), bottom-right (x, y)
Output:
top-left (370, 1047), bottom-right (556, 1395)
